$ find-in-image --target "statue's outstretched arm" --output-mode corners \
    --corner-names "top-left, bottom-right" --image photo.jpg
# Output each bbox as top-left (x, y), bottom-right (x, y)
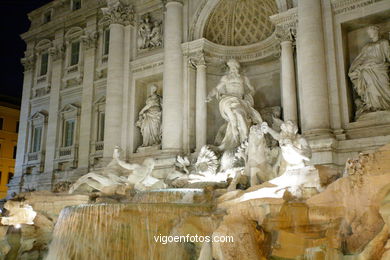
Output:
top-left (261, 122), bottom-right (280, 140)
top-left (115, 157), bottom-right (140, 171)
top-left (206, 81), bottom-right (224, 102)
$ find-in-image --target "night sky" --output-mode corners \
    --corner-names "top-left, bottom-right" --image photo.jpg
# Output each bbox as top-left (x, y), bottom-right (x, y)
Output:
top-left (0, 0), bottom-right (52, 99)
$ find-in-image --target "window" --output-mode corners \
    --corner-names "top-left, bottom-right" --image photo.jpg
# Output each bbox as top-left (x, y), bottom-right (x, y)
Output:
top-left (70, 42), bottom-right (80, 66)
top-left (72, 0), bottom-right (81, 11)
top-left (32, 126), bottom-right (42, 153)
top-left (0, 172), bottom-right (2, 183)
top-left (40, 53), bottom-right (49, 76)
top-left (13, 146), bottom-right (17, 159)
top-left (8, 172), bottom-right (13, 184)
top-left (64, 119), bottom-right (75, 147)
top-left (43, 11), bottom-right (51, 23)
top-left (0, 118), bottom-right (3, 130)
top-left (16, 121), bottom-right (19, 133)
top-left (98, 112), bottom-right (105, 142)
top-left (103, 29), bottom-right (110, 56)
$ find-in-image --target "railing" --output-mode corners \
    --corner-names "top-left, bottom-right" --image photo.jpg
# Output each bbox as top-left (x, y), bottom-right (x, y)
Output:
top-left (37, 75), bottom-right (47, 83)
top-left (27, 152), bottom-right (39, 161)
top-left (102, 56), bottom-right (108, 64)
top-left (34, 87), bottom-right (49, 98)
top-left (67, 65), bottom-right (79, 74)
top-left (59, 146), bottom-right (73, 157)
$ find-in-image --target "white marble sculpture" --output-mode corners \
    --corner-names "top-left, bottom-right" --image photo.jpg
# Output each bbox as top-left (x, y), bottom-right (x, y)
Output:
top-left (115, 156), bottom-right (167, 191)
top-left (246, 125), bottom-right (274, 186)
top-left (261, 120), bottom-right (311, 169)
top-left (136, 85), bottom-right (162, 148)
top-left (149, 21), bottom-right (162, 48)
top-left (1, 201), bottom-right (37, 226)
top-left (206, 59), bottom-right (262, 151)
top-left (348, 25), bottom-right (390, 118)
top-left (138, 14), bottom-right (162, 50)
top-left (237, 120), bottom-right (321, 200)
top-left (69, 147), bottom-right (166, 194)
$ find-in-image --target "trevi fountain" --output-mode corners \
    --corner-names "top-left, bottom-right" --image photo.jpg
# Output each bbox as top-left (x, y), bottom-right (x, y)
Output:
top-left (2, 0), bottom-right (390, 259)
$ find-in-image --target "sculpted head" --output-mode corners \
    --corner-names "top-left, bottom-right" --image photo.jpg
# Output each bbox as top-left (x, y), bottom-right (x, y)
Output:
top-left (150, 85), bottom-right (158, 94)
top-left (227, 59), bottom-right (240, 74)
top-left (367, 26), bottom-right (379, 41)
top-left (281, 120), bottom-right (298, 135)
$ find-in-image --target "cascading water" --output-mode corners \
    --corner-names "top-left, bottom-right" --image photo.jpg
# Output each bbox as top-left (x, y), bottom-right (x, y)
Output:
top-left (45, 189), bottom-right (216, 260)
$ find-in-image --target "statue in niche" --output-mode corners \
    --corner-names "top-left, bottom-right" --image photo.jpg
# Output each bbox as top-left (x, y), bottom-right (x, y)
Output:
top-left (206, 59), bottom-right (262, 151)
top-left (138, 14), bottom-right (162, 50)
top-left (136, 85), bottom-right (162, 148)
top-left (348, 25), bottom-right (390, 119)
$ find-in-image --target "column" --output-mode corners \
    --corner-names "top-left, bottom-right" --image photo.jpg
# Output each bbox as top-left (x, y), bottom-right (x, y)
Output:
top-left (277, 27), bottom-right (298, 123)
top-left (195, 54), bottom-right (207, 150)
top-left (78, 26), bottom-right (97, 169)
top-left (297, 0), bottom-right (330, 136)
top-left (9, 53), bottom-right (35, 196)
top-left (162, 0), bottom-right (184, 151)
top-left (101, 0), bottom-right (134, 159)
top-left (103, 23), bottom-right (124, 158)
top-left (45, 34), bottom-right (64, 173)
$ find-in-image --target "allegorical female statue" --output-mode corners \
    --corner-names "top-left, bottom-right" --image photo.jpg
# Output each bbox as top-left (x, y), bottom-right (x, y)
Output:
top-left (349, 25), bottom-right (390, 118)
top-left (136, 85), bottom-right (162, 147)
top-left (206, 59), bottom-right (262, 151)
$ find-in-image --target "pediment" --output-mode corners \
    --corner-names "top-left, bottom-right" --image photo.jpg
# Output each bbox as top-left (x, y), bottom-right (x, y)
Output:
top-left (59, 103), bottom-right (80, 114)
top-left (35, 39), bottom-right (52, 51)
top-left (29, 111), bottom-right (48, 121)
top-left (65, 27), bottom-right (84, 40)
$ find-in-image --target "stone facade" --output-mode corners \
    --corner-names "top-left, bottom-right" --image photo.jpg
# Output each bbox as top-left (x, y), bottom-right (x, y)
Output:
top-left (10, 0), bottom-right (390, 196)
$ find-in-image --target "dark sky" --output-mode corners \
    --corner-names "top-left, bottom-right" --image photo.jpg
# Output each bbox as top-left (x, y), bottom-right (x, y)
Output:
top-left (0, 0), bottom-right (52, 99)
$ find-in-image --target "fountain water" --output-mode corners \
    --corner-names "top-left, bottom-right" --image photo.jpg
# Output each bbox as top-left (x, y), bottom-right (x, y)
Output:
top-left (46, 190), bottom-right (216, 260)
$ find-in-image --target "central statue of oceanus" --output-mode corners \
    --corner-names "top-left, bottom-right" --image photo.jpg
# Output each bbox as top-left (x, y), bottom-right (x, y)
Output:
top-left (206, 59), bottom-right (262, 151)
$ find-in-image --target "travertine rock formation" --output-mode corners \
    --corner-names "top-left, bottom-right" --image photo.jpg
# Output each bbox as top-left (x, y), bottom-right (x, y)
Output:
top-left (213, 144), bottom-right (390, 259)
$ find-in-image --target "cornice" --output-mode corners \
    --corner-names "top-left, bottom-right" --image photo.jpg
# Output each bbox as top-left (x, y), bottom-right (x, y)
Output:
top-left (331, 0), bottom-right (385, 15)
top-left (269, 7), bottom-right (298, 28)
top-left (21, 8), bottom-right (100, 41)
top-left (182, 36), bottom-right (280, 64)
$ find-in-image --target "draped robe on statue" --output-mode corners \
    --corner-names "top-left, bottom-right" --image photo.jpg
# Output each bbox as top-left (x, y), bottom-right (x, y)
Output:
top-left (211, 71), bottom-right (262, 151)
top-left (349, 39), bottom-right (390, 112)
top-left (136, 93), bottom-right (162, 147)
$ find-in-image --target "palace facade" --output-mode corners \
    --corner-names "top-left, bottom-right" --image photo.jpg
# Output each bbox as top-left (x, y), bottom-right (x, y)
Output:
top-left (10, 0), bottom-right (390, 196)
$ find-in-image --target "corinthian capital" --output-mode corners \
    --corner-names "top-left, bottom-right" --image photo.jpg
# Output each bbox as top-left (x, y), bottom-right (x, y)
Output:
top-left (49, 44), bottom-right (65, 61)
top-left (81, 31), bottom-right (98, 49)
top-left (275, 25), bottom-right (296, 43)
top-left (101, 0), bottom-right (135, 26)
top-left (21, 55), bottom-right (35, 72)
top-left (189, 51), bottom-right (207, 68)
